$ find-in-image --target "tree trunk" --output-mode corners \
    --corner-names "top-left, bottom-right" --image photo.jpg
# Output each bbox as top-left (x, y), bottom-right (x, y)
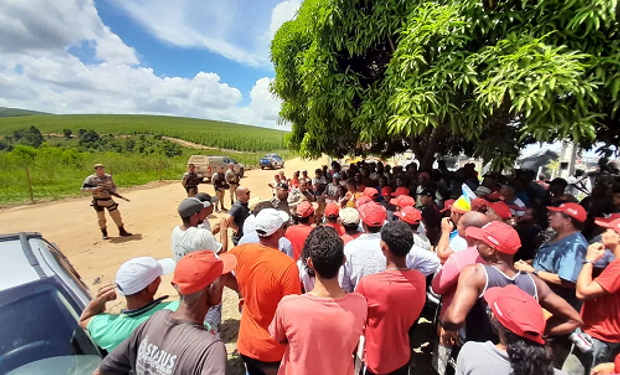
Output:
top-left (409, 128), bottom-right (440, 171)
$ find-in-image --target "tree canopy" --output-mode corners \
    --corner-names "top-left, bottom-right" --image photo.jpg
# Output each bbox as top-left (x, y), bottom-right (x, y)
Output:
top-left (271, 0), bottom-right (620, 170)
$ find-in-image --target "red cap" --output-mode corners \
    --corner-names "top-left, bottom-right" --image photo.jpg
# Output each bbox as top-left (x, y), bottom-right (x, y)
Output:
top-left (325, 203), bottom-right (340, 218)
top-left (488, 201), bottom-right (512, 220)
top-left (381, 186), bottom-right (393, 197)
top-left (356, 195), bottom-right (373, 208)
top-left (484, 285), bottom-right (546, 345)
top-left (487, 191), bottom-right (503, 201)
top-left (547, 203), bottom-right (587, 222)
top-left (390, 195), bottom-right (415, 208)
top-left (466, 221), bottom-right (522, 254)
top-left (363, 187), bottom-right (379, 199)
top-left (440, 199), bottom-right (455, 213)
top-left (296, 201), bottom-right (317, 218)
top-left (394, 206), bottom-right (422, 224)
top-left (595, 217), bottom-right (620, 235)
top-left (394, 187), bottom-right (410, 197)
top-left (359, 203), bottom-right (387, 227)
top-left (172, 251), bottom-right (237, 295)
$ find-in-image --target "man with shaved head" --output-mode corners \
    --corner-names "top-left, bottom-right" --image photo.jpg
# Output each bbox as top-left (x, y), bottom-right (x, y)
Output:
top-left (220, 186), bottom-right (251, 252)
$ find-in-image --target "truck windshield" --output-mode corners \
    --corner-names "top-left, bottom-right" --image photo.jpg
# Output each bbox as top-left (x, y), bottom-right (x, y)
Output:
top-left (0, 277), bottom-right (101, 374)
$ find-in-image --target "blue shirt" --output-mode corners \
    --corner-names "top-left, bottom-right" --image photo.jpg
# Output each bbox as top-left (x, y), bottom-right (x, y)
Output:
top-left (238, 231), bottom-right (294, 259)
top-left (533, 232), bottom-right (587, 283)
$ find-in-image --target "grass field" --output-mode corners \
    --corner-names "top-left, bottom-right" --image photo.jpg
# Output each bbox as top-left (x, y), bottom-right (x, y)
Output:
top-left (0, 107), bottom-right (50, 118)
top-left (0, 114), bottom-right (289, 152)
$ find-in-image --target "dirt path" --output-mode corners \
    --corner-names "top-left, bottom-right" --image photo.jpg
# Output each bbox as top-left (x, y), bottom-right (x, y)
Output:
top-left (0, 157), bottom-right (326, 371)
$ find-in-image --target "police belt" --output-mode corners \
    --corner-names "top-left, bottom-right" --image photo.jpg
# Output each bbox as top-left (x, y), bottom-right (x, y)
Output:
top-left (93, 197), bottom-right (113, 201)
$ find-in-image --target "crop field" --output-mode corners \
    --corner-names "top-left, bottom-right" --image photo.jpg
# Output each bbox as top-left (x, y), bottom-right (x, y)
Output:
top-left (0, 114), bottom-right (289, 152)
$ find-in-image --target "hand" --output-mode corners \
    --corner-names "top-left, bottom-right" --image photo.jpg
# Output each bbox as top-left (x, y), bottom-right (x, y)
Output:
top-left (591, 362), bottom-right (615, 375)
top-left (95, 283), bottom-right (117, 307)
top-left (92, 187), bottom-right (102, 192)
top-left (441, 217), bottom-right (455, 233)
top-left (586, 243), bottom-right (606, 263)
top-left (439, 327), bottom-right (458, 347)
top-left (514, 260), bottom-right (535, 273)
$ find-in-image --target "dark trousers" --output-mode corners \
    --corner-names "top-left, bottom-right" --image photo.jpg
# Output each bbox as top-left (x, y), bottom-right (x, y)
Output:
top-left (240, 354), bottom-right (280, 375)
top-left (365, 363), bottom-right (409, 375)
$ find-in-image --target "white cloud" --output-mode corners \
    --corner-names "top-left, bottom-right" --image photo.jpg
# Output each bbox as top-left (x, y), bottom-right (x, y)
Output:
top-left (0, 0), bottom-right (284, 128)
top-left (267, 0), bottom-right (301, 40)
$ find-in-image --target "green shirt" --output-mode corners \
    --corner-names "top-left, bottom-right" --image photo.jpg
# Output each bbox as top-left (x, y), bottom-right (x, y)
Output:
top-left (87, 299), bottom-right (180, 352)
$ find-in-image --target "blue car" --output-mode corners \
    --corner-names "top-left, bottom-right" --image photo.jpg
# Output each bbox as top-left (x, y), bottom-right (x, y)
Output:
top-left (260, 154), bottom-right (285, 169)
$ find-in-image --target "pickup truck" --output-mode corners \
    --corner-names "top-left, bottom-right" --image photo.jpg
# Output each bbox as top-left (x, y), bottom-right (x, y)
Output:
top-left (260, 154), bottom-right (285, 170)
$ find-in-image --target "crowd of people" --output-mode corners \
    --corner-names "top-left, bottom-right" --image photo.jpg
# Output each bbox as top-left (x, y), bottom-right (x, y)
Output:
top-left (86, 158), bottom-right (620, 375)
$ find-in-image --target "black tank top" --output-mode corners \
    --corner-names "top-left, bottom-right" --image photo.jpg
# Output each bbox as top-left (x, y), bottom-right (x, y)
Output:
top-left (465, 265), bottom-right (537, 343)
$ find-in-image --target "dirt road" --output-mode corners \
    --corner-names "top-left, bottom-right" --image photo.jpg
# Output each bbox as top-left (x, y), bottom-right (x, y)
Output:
top-left (0, 157), bottom-right (327, 307)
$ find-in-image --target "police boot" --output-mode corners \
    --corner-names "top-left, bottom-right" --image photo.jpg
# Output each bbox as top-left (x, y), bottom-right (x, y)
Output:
top-left (118, 226), bottom-right (132, 237)
top-left (101, 228), bottom-right (109, 240)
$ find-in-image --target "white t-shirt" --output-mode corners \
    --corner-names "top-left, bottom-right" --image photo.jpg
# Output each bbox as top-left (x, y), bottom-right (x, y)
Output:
top-left (297, 258), bottom-right (316, 293)
top-left (171, 226), bottom-right (222, 262)
top-left (449, 234), bottom-right (468, 252)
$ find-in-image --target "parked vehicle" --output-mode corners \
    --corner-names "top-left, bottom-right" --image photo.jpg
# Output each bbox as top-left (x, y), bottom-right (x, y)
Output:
top-left (260, 154), bottom-right (285, 170)
top-left (0, 232), bottom-right (103, 375)
top-left (187, 155), bottom-right (245, 182)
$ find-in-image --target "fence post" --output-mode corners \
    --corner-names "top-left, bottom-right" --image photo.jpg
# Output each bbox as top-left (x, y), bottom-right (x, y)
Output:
top-left (158, 161), bottom-right (163, 181)
top-left (25, 165), bottom-right (34, 202)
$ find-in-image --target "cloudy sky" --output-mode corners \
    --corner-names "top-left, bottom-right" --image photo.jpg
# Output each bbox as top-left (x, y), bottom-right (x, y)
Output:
top-left (0, 0), bottom-right (301, 128)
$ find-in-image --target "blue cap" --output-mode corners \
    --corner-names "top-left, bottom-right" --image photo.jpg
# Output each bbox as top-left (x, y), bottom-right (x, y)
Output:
top-left (333, 173), bottom-right (340, 179)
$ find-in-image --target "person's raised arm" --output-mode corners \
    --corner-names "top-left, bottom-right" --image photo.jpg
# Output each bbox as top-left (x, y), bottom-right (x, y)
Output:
top-left (441, 264), bottom-right (485, 331)
top-left (436, 217), bottom-right (455, 263)
top-left (218, 214), bottom-right (238, 253)
top-left (576, 243), bottom-right (608, 301)
top-left (534, 276), bottom-right (583, 336)
top-left (79, 284), bottom-right (117, 329)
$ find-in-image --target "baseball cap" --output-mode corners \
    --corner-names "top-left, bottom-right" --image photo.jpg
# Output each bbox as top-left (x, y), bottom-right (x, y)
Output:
top-left (359, 203), bottom-right (387, 227)
top-left (394, 206), bottom-right (422, 224)
top-left (394, 187), bottom-right (410, 197)
top-left (420, 188), bottom-right (434, 197)
top-left (325, 204), bottom-right (340, 218)
top-left (547, 203), bottom-right (587, 222)
top-left (116, 257), bottom-right (176, 296)
top-left (595, 217), bottom-right (620, 235)
top-left (484, 285), bottom-right (546, 345)
top-left (172, 251), bottom-right (237, 295)
top-left (381, 186), bottom-right (393, 197)
top-left (296, 201), bottom-right (317, 218)
top-left (488, 201), bottom-right (512, 220)
top-left (248, 196), bottom-right (264, 212)
top-left (356, 195), bottom-right (373, 208)
top-left (276, 182), bottom-right (289, 190)
top-left (94, 163), bottom-right (105, 169)
top-left (363, 187), bottom-right (379, 199)
top-left (475, 186), bottom-right (492, 196)
top-left (195, 192), bottom-right (218, 206)
top-left (466, 221), bottom-right (522, 254)
top-left (178, 197), bottom-right (210, 217)
top-left (340, 207), bottom-right (360, 225)
top-left (451, 196), bottom-right (471, 214)
top-left (440, 199), bottom-right (455, 213)
top-left (333, 173), bottom-right (340, 179)
top-left (390, 195), bottom-right (416, 208)
top-left (487, 191), bottom-right (504, 201)
top-left (255, 208), bottom-right (286, 237)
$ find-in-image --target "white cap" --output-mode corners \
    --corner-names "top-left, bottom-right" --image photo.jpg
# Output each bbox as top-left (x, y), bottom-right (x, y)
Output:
top-left (339, 207), bottom-right (360, 225)
top-left (255, 208), bottom-right (284, 237)
top-left (115, 257), bottom-right (176, 296)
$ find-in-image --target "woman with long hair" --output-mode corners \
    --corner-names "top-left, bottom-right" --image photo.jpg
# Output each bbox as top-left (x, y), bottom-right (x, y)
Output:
top-left (456, 285), bottom-right (563, 375)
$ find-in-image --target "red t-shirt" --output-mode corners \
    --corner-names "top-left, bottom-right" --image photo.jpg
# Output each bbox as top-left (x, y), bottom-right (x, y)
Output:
top-left (341, 232), bottom-right (362, 246)
top-left (229, 243), bottom-right (301, 362)
top-left (581, 259), bottom-right (620, 342)
top-left (355, 269), bottom-right (426, 374)
top-left (285, 225), bottom-right (314, 261)
top-left (269, 293), bottom-right (367, 375)
top-left (325, 222), bottom-right (345, 236)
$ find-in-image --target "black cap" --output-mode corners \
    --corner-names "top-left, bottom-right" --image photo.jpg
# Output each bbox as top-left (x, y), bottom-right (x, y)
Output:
top-left (420, 188), bottom-right (434, 197)
top-left (277, 182), bottom-right (289, 190)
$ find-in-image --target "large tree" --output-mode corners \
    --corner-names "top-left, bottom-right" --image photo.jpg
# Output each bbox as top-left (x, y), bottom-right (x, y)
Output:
top-left (271, 0), bottom-right (620, 170)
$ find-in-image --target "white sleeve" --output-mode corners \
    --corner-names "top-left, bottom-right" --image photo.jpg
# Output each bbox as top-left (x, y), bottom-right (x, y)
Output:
top-left (407, 246), bottom-right (441, 276)
top-left (202, 231), bottom-right (223, 253)
top-left (339, 250), bottom-right (354, 292)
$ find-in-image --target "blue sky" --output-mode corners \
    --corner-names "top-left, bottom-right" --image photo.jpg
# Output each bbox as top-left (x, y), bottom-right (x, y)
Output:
top-left (0, 0), bottom-right (301, 128)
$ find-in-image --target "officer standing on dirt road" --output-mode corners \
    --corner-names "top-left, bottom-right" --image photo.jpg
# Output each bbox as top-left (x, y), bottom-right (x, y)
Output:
top-left (212, 166), bottom-right (229, 212)
top-left (81, 164), bottom-right (132, 240)
top-left (181, 163), bottom-right (200, 197)
top-left (225, 163), bottom-right (240, 207)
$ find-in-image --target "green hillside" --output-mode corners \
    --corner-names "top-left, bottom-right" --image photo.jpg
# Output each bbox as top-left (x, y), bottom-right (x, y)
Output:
top-left (0, 107), bottom-right (50, 118)
top-left (0, 114), bottom-right (288, 152)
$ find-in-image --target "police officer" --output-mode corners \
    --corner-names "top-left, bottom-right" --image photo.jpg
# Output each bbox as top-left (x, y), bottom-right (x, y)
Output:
top-left (225, 164), bottom-right (240, 207)
top-left (182, 163), bottom-right (200, 197)
top-left (212, 166), bottom-right (229, 212)
top-left (81, 164), bottom-right (132, 240)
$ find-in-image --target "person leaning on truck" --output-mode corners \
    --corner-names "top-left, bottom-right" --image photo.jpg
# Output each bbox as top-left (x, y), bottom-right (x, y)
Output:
top-left (182, 163), bottom-right (201, 197)
top-left (225, 163), bottom-right (241, 207)
top-left (81, 164), bottom-right (132, 240)
top-left (212, 166), bottom-right (229, 212)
